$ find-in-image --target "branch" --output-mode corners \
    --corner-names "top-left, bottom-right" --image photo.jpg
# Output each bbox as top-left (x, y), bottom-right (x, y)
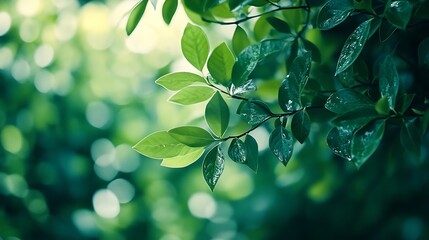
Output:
top-left (202, 5), bottom-right (309, 25)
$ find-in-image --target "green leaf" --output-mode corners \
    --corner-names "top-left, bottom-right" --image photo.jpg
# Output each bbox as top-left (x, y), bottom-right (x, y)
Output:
top-left (232, 40), bottom-right (285, 87)
top-left (205, 92), bottom-right (230, 137)
top-left (230, 79), bottom-right (257, 95)
top-left (317, 0), bottom-right (354, 30)
top-left (156, 72), bottom-right (206, 91)
top-left (168, 126), bottom-right (215, 147)
top-left (291, 110), bottom-right (311, 144)
top-left (237, 100), bottom-right (271, 126)
top-left (325, 89), bottom-right (374, 114)
top-left (162, 0), bottom-right (178, 25)
top-left (207, 43), bottom-right (235, 85)
top-left (267, 17), bottom-right (291, 33)
top-left (269, 126), bottom-right (294, 166)
top-left (400, 118), bottom-right (421, 155)
top-left (351, 120), bottom-right (386, 168)
top-left (335, 18), bottom-right (372, 76)
top-left (161, 148), bottom-right (204, 168)
top-left (375, 96), bottom-right (390, 116)
top-left (396, 93), bottom-right (415, 114)
top-left (332, 107), bottom-right (380, 129)
top-left (168, 86), bottom-right (215, 105)
top-left (418, 37), bottom-right (429, 67)
top-left (302, 39), bottom-right (321, 63)
top-left (181, 23), bottom-right (210, 71)
top-left (244, 135), bottom-right (258, 172)
top-left (126, 0), bottom-right (149, 36)
top-left (384, 0), bottom-right (413, 30)
top-left (228, 138), bottom-right (247, 163)
top-left (133, 131), bottom-right (197, 159)
top-left (378, 21), bottom-right (397, 42)
top-left (327, 126), bottom-right (353, 160)
top-left (379, 56), bottom-right (399, 111)
top-left (203, 145), bottom-right (224, 191)
top-left (232, 26), bottom-right (251, 56)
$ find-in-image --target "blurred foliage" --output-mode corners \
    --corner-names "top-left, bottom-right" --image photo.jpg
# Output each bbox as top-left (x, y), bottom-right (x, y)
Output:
top-left (0, 0), bottom-right (429, 240)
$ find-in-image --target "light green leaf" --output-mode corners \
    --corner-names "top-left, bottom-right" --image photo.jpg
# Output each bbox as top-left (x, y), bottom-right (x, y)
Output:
top-left (269, 126), bottom-right (294, 166)
top-left (161, 148), bottom-right (204, 168)
top-left (228, 138), bottom-right (246, 163)
top-left (133, 131), bottom-right (197, 159)
top-left (325, 89), bottom-right (374, 114)
top-left (156, 72), bottom-right (206, 91)
top-left (237, 100), bottom-right (271, 126)
top-left (126, 0), bottom-right (149, 36)
top-left (418, 37), bottom-right (429, 67)
top-left (327, 126), bottom-right (353, 160)
top-left (232, 40), bottom-right (285, 87)
top-left (335, 18), bottom-right (372, 76)
top-left (317, 0), bottom-right (354, 30)
top-left (291, 110), bottom-right (311, 144)
top-left (375, 96), bottom-right (390, 116)
top-left (351, 120), bottom-right (386, 168)
top-left (244, 135), bottom-right (258, 172)
top-left (181, 23), bottom-right (210, 71)
top-left (168, 86), bottom-right (215, 105)
top-left (205, 92), bottom-right (230, 137)
top-left (232, 26), bottom-right (251, 56)
top-left (400, 118), bottom-right (421, 155)
top-left (162, 0), bottom-right (178, 25)
top-left (203, 145), bottom-right (224, 191)
top-left (267, 17), bottom-right (291, 33)
top-left (168, 126), bottom-right (215, 147)
top-left (207, 43), bottom-right (235, 85)
top-left (379, 56), bottom-right (399, 111)
top-left (384, 0), bottom-right (413, 30)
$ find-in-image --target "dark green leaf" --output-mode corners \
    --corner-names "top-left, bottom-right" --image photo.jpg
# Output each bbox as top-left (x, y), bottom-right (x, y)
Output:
top-left (291, 110), bottom-right (311, 144)
top-left (156, 72), bottom-right (206, 91)
top-left (181, 23), bottom-right (210, 71)
top-left (162, 0), bottom-right (178, 25)
top-left (378, 21), bottom-right (397, 42)
top-left (232, 26), bottom-right (251, 56)
top-left (168, 126), bottom-right (215, 147)
top-left (244, 135), bottom-right (258, 172)
top-left (335, 18), bottom-right (372, 76)
top-left (384, 0), bottom-right (413, 30)
top-left (232, 40), bottom-right (285, 87)
top-left (253, 16), bottom-right (271, 41)
top-left (237, 100), bottom-right (271, 126)
top-left (302, 39), bottom-right (321, 63)
top-left (126, 0), bottom-right (149, 36)
top-left (400, 118), bottom-right (421, 155)
top-left (205, 92), bottom-right (230, 137)
top-left (418, 37), bottom-right (429, 67)
top-left (327, 126), bottom-right (353, 160)
top-left (267, 17), bottom-right (291, 33)
top-left (335, 65), bottom-right (355, 87)
top-left (133, 131), bottom-right (198, 159)
top-left (317, 0), bottom-right (354, 30)
top-left (325, 89), bottom-right (374, 114)
top-left (396, 93), bottom-right (415, 114)
top-left (379, 56), bottom-right (399, 111)
top-left (161, 147), bottom-right (204, 168)
top-left (228, 138), bottom-right (247, 163)
top-left (269, 126), bottom-right (294, 166)
top-left (230, 79), bottom-right (257, 95)
top-left (203, 145), bottom-right (224, 191)
top-left (207, 43), bottom-right (235, 85)
top-left (351, 120), bottom-right (386, 168)
top-left (332, 107), bottom-right (379, 129)
top-left (168, 86), bottom-right (215, 105)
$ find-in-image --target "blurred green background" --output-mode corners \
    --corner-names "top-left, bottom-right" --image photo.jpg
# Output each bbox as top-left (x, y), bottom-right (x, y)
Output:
top-left (1, 0), bottom-right (429, 239)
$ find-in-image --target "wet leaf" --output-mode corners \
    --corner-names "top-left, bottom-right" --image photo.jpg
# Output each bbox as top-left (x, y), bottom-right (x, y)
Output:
top-left (228, 138), bottom-right (247, 163)
top-left (205, 92), bottom-right (230, 137)
top-left (384, 0), bottom-right (413, 30)
top-left (244, 135), bottom-right (258, 172)
top-left (327, 126), bottom-right (353, 160)
top-left (332, 107), bottom-right (380, 129)
top-left (335, 18), bottom-right (372, 76)
top-left (168, 126), bottom-right (215, 147)
top-left (203, 145), bottom-right (224, 191)
top-left (317, 0), bottom-right (354, 30)
top-left (379, 56), bottom-right (399, 111)
top-left (269, 126), bottom-right (294, 166)
top-left (237, 100), bottom-right (271, 126)
top-left (325, 89), bottom-right (374, 114)
top-left (230, 79), bottom-right (257, 95)
top-left (351, 120), bottom-right (386, 168)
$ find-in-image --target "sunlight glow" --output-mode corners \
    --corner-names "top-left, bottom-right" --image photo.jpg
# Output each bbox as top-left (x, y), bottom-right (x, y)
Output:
top-left (108, 178), bottom-right (135, 204)
top-left (92, 189), bottom-right (120, 218)
top-left (188, 192), bottom-right (217, 219)
top-left (0, 12), bottom-right (12, 36)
